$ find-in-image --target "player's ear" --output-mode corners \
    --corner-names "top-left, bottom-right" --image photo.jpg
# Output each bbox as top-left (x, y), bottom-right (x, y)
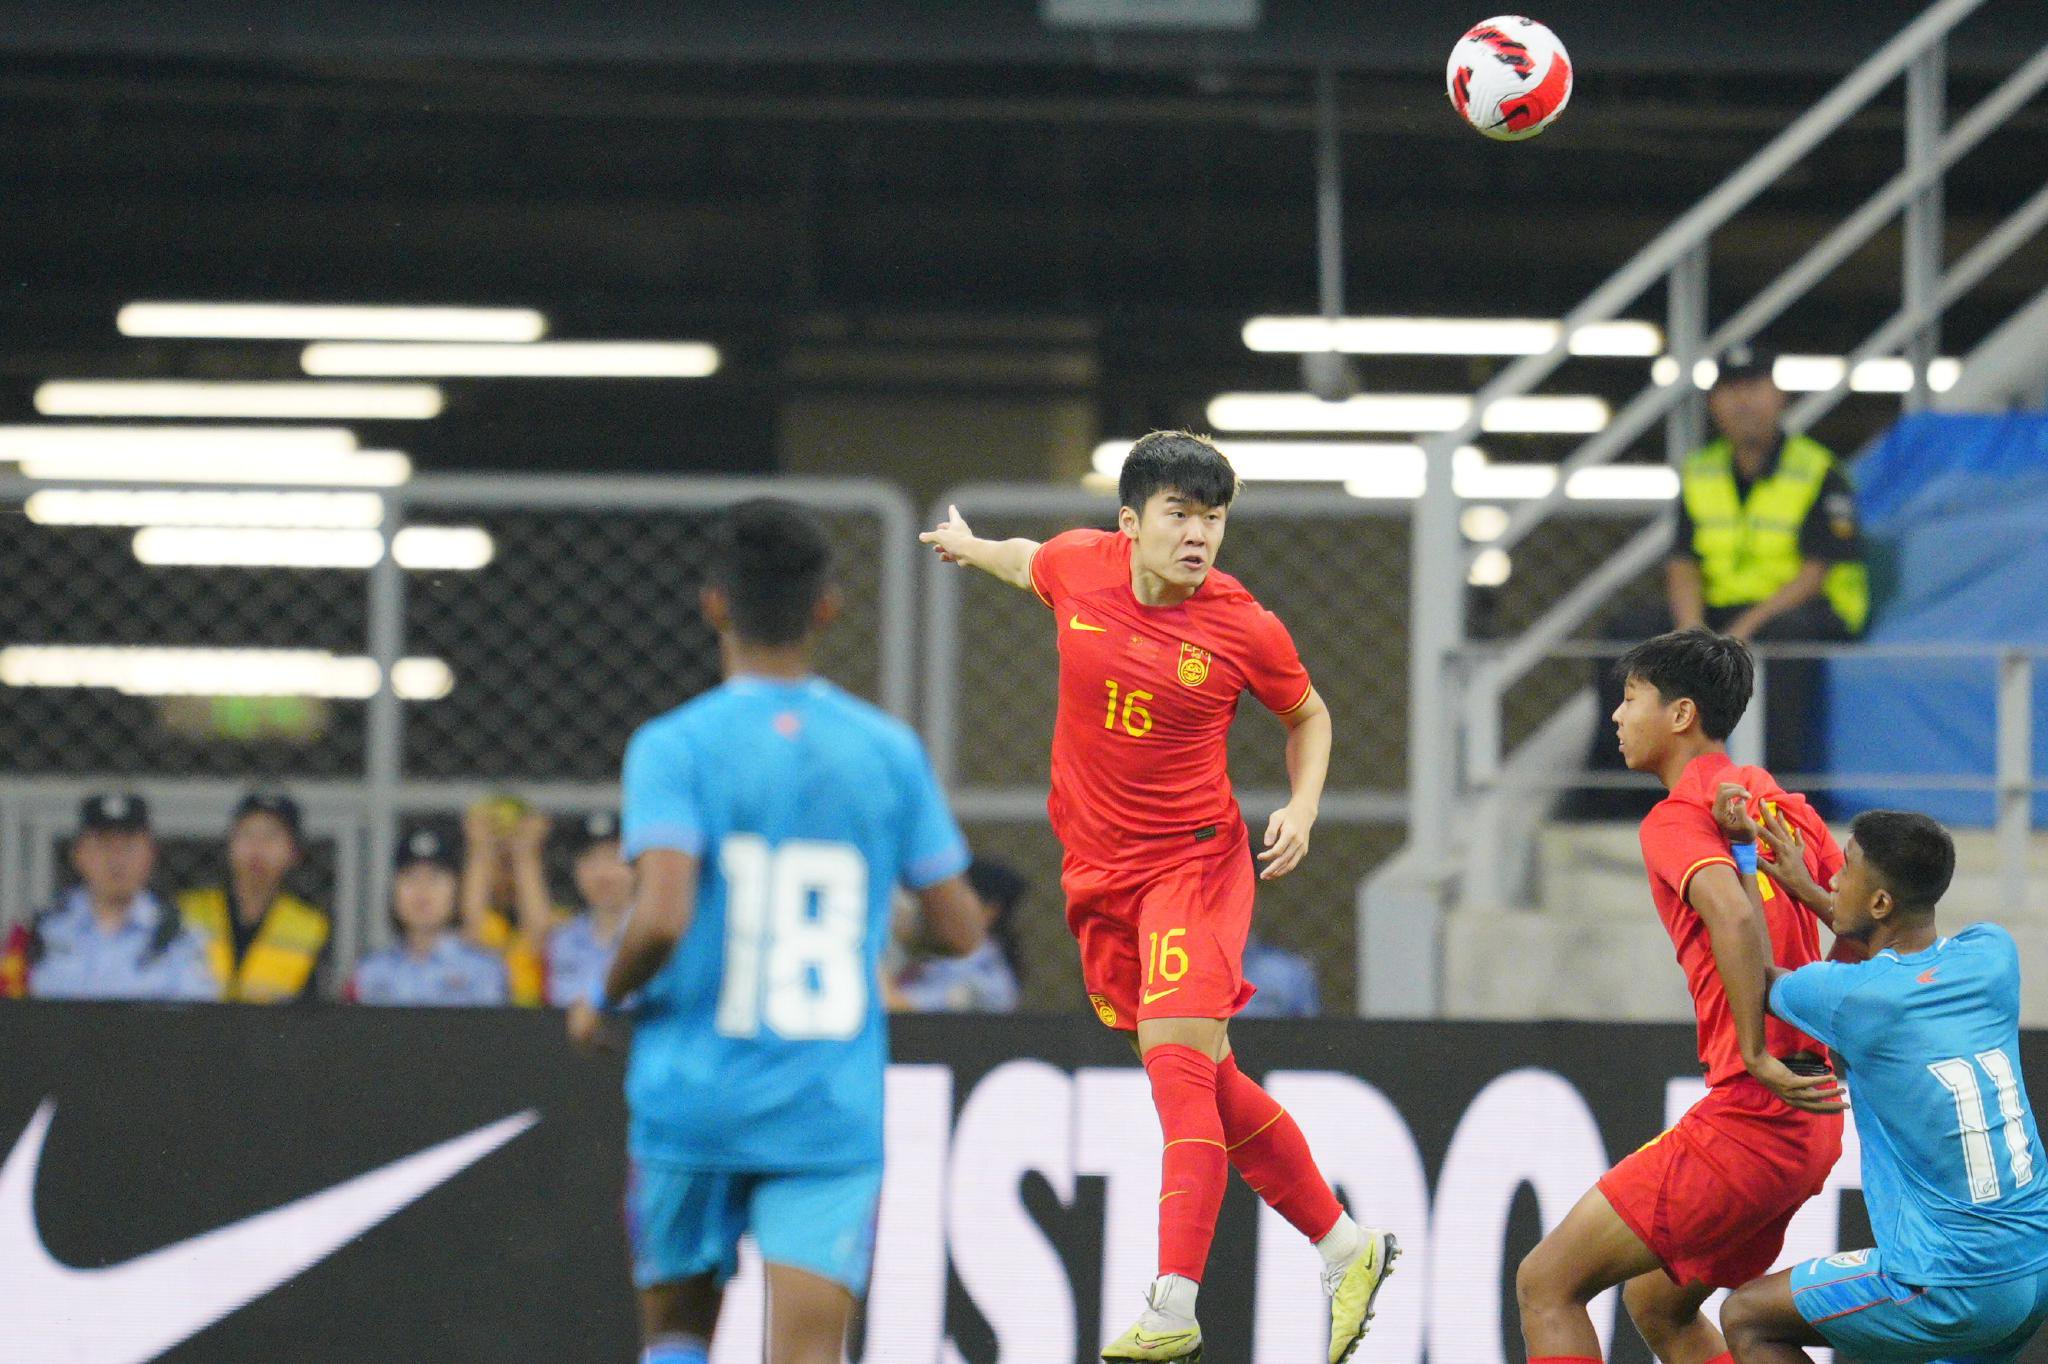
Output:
top-left (1669, 696), bottom-right (1698, 735)
top-left (813, 585), bottom-right (843, 630)
top-left (1869, 884), bottom-right (1894, 924)
top-left (698, 584), bottom-right (731, 632)
top-left (1118, 504), bottom-right (1140, 539)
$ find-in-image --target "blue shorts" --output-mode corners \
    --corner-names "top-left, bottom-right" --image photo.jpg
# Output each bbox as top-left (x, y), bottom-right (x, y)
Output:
top-left (624, 1157), bottom-right (884, 1295)
top-left (1793, 1248), bottom-right (2048, 1364)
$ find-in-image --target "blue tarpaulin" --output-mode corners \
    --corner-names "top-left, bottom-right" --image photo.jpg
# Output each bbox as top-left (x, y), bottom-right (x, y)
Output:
top-left (1825, 412), bottom-right (2048, 826)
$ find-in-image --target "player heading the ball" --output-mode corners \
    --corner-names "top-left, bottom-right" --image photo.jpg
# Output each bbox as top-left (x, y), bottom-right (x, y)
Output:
top-left (923, 431), bottom-right (1395, 1364)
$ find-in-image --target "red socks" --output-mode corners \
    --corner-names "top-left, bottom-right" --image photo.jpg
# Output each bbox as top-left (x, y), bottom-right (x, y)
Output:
top-left (1215, 1054), bottom-right (1345, 1241)
top-left (1142, 1044), bottom-right (1229, 1282)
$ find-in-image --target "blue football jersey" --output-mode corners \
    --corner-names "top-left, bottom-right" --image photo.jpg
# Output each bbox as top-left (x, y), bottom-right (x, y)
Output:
top-left (619, 676), bottom-right (969, 1171)
top-left (1772, 922), bottom-right (2048, 1286)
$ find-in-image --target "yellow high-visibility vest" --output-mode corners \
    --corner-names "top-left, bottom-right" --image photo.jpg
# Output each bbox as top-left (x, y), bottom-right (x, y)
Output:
top-left (179, 887), bottom-right (330, 1003)
top-left (1680, 435), bottom-right (1869, 634)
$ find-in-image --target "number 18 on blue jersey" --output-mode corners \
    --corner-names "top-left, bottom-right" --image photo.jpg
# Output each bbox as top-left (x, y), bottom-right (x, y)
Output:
top-left (619, 677), bottom-right (969, 1172)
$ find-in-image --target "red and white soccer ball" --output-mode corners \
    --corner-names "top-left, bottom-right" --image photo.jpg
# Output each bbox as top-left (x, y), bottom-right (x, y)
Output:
top-left (1446, 15), bottom-right (1573, 142)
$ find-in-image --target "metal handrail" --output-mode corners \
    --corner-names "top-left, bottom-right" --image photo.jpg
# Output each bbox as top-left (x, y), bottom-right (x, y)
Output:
top-left (1488, 38), bottom-right (2048, 561)
top-left (1414, 0), bottom-right (1994, 491)
top-left (1405, 5), bottom-right (2048, 914)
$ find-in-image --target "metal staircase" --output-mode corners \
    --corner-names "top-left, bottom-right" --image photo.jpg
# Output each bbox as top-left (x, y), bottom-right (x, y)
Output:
top-left (1362, 0), bottom-right (2048, 1016)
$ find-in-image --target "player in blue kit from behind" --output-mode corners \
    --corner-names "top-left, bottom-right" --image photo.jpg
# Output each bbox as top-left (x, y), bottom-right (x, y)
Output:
top-left (1710, 795), bottom-right (2048, 1364)
top-left (568, 498), bottom-right (986, 1364)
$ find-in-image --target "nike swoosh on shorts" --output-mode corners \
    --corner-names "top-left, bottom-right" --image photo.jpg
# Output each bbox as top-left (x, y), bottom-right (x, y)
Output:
top-left (0, 1098), bottom-right (536, 1364)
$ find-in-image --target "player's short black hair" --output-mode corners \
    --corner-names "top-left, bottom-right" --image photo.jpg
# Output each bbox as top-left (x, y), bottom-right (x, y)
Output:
top-left (1118, 431), bottom-right (1239, 515)
top-left (706, 497), bottom-right (833, 647)
top-left (1850, 809), bottom-right (1955, 913)
top-left (1612, 628), bottom-right (1754, 741)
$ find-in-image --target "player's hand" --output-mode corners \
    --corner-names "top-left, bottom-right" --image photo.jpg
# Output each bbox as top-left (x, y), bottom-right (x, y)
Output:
top-left (1258, 803), bottom-right (1315, 880)
top-left (1712, 782), bottom-right (1761, 842)
top-left (1756, 805), bottom-right (1829, 907)
top-left (918, 504), bottom-right (976, 565)
top-left (1749, 1052), bottom-right (1848, 1115)
top-left (566, 1001), bottom-right (622, 1053)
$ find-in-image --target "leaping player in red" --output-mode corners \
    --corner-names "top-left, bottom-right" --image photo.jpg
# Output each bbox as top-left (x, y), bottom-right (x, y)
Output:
top-left (922, 430), bottom-right (1394, 1364)
top-left (1516, 628), bottom-right (1850, 1364)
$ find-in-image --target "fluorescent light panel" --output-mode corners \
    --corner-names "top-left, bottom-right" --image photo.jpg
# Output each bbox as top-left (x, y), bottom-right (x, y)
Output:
top-left (0, 425), bottom-right (359, 457)
top-left (25, 490), bottom-right (384, 528)
top-left (1242, 316), bottom-right (1663, 357)
top-left (118, 302), bottom-right (546, 343)
top-left (0, 645), bottom-right (454, 700)
top-left (131, 525), bottom-right (492, 571)
top-left (302, 341), bottom-right (720, 378)
top-left (18, 450), bottom-right (411, 487)
top-left (35, 381), bottom-right (443, 420)
top-left (1092, 439), bottom-right (1675, 501)
top-left (1206, 392), bottom-right (1610, 434)
top-left (1653, 354), bottom-right (1961, 393)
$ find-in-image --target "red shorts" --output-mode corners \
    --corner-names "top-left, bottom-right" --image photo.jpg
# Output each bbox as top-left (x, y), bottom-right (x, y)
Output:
top-left (1599, 1077), bottom-right (1844, 1288)
top-left (1062, 843), bottom-right (1258, 1031)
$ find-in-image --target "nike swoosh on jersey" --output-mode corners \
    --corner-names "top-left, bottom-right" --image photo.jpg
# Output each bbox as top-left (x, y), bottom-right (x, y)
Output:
top-left (1069, 615), bottom-right (1108, 632)
top-left (0, 1098), bottom-right (537, 1364)
top-left (1917, 968), bottom-right (1939, 983)
top-left (1141, 986), bottom-right (1180, 1006)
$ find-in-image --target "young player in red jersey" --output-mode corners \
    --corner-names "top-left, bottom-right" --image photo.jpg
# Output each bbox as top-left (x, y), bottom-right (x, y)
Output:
top-left (1516, 629), bottom-right (1850, 1364)
top-left (922, 431), bottom-right (1395, 1364)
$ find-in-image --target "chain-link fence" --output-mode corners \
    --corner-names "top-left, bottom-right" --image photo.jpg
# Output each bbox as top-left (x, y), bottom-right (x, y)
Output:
top-left (0, 474), bottom-right (916, 983)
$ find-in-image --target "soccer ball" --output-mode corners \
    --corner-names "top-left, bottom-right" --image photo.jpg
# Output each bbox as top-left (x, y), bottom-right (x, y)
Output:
top-left (1446, 16), bottom-right (1573, 142)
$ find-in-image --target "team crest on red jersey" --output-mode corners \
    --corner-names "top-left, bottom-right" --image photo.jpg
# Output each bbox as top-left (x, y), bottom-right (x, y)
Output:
top-left (1177, 642), bottom-right (1211, 688)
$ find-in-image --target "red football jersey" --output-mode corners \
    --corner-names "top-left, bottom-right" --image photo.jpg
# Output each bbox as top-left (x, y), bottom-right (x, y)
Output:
top-left (1028, 529), bottom-right (1312, 872)
top-left (1639, 751), bottom-right (1843, 1087)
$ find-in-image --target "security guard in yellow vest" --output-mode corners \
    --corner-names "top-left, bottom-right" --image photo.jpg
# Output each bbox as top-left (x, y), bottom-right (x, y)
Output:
top-left (1579, 345), bottom-right (1867, 814)
top-left (1668, 345), bottom-right (1868, 643)
top-left (177, 791), bottom-right (331, 1003)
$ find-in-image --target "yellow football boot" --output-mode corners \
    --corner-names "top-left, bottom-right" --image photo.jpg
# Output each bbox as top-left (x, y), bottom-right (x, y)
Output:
top-left (1325, 1229), bottom-right (1400, 1364)
top-left (1100, 1318), bottom-right (1201, 1363)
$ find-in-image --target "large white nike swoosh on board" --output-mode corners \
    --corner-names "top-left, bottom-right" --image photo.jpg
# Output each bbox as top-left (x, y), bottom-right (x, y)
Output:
top-left (0, 1099), bottom-right (537, 1364)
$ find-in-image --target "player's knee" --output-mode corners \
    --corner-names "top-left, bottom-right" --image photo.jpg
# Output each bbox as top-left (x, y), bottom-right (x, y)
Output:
top-left (1621, 1276), bottom-right (1684, 1345)
top-left (1718, 1281), bottom-right (1769, 1351)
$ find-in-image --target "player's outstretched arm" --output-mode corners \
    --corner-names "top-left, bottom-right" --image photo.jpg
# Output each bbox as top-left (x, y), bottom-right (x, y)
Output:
top-left (914, 874), bottom-right (988, 956)
top-left (919, 504), bottom-right (1040, 591)
top-left (1689, 863), bottom-right (1845, 1115)
top-left (1259, 686), bottom-right (1330, 880)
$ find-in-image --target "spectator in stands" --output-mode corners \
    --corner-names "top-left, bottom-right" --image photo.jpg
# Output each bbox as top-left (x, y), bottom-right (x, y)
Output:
top-left (1579, 343), bottom-right (1867, 813)
top-left (544, 811), bottom-right (630, 1008)
top-left (460, 794), bottom-right (561, 1006)
top-left (177, 791), bottom-right (331, 1003)
top-left (2, 793), bottom-right (215, 1002)
top-left (351, 823), bottom-right (508, 1006)
top-left (1240, 933), bottom-right (1322, 1018)
top-left (891, 857), bottom-right (1024, 1012)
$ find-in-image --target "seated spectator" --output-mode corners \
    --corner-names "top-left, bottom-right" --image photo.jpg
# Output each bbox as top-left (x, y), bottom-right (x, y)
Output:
top-left (544, 811), bottom-right (630, 1009)
top-left (350, 824), bottom-right (508, 1007)
top-left (460, 794), bottom-right (562, 1006)
top-left (1577, 343), bottom-right (1867, 816)
top-left (891, 857), bottom-right (1024, 1013)
top-left (177, 790), bottom-right (331, 1003)
top-left (1239, 932), bottom-right (1322, 1018)
top-left (2, 794), bottom-right (215, 1002)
